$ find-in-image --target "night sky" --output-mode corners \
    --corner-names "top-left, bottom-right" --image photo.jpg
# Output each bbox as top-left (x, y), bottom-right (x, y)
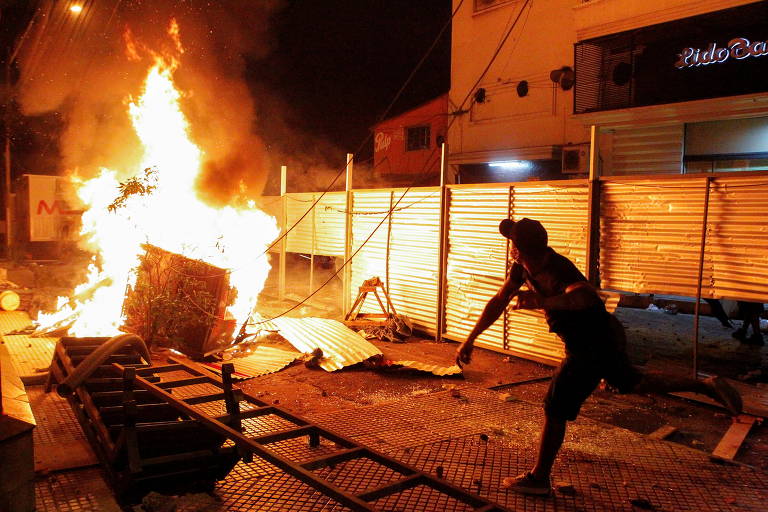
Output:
top-left (1, 0), bottom-right (452, 187)
top-left (247, 0), bottom-right (451, 167)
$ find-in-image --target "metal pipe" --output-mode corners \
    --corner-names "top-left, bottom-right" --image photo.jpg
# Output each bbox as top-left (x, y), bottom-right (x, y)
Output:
top-left (435, 142), bottom-right (449, 342)
top-left (57, 333), bottom-right (151, 397)
top-left (342, 153), bottom-right (354, 315)
top-left (279, 165), bottom-right (287, 301)
top-left (692, 176), bottom-right (712, 380)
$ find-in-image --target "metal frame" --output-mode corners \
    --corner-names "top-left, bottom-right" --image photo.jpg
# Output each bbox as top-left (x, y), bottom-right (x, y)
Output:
top-left (115, 356), bottom-right (508, 512)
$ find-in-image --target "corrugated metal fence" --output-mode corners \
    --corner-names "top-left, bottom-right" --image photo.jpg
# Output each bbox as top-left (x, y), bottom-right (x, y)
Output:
top-left (600, 174), bottom-right (768, 302)
top-left (262, 172), bottom-right (768, 365)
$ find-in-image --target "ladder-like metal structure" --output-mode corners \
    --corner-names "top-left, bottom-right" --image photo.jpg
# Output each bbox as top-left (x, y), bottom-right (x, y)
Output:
top-left (116, 357), bottom-right (508, 511)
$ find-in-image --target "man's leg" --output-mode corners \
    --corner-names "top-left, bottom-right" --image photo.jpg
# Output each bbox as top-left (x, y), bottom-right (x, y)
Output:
top-left (502, 413), bottom-right (566, 495)
top-left (531, 414), bottom-right (567, 480)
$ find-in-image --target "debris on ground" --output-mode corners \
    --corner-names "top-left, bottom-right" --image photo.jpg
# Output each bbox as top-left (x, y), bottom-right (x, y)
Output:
top-left (201, 345), bottom-right (301, 380)
top-left (134, 491), bottom-right (222, 512)
top-left (629, 497), bottom-right (656, 510)
top-left (302, 347), bottom-right (324, 369)
top-left (358, 313), bottom-right (412, 343)
top-left (270, 317), bottom-right (382, 371)
top-left (555, 483), bottom-right (577, 496)
top-left (365, 356), bottom-right (463, 377)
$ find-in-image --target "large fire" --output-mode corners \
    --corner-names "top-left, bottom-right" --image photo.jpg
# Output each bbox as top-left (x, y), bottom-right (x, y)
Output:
top-left (37, 27), bottom-right (277, 340)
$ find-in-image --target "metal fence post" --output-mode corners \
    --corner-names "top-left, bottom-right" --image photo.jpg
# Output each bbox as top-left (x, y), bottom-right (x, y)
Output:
top-left (586, 125), bottom-right (602, 286)
top-left (343, 154), bottom-right (354, 316)
top-left (436, 143), bottom-right (449, 341)
top-left (279, 165), bottom-right (287, 301)
top-left (693, 176), bottom-right (712, 380)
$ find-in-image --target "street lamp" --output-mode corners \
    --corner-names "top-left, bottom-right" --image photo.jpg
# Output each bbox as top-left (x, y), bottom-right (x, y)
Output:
top-left (69, 5), bottom-right (83, 15)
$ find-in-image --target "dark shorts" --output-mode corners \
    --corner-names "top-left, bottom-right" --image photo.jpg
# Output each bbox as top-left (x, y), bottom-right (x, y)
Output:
top-left (543, 315), bottom-right (642, 422)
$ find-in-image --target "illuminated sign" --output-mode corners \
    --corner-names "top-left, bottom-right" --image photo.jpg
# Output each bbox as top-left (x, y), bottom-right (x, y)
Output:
top-left (675, 37), bottom-right (768, 68)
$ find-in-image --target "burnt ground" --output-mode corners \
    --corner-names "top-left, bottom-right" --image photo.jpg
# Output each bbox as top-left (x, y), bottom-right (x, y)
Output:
top-left (8, 254), bottom-right (768, 473)
top-left (246, 256), bottom-right (768, 472)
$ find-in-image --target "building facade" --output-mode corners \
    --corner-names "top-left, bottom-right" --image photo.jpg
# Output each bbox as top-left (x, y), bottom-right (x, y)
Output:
top-left (372, 95), bottom-right (449, 186)
top-left (448, 0), bottom-right (768, 181)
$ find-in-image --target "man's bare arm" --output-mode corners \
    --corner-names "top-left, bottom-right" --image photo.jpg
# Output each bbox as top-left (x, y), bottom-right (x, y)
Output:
top-left (514, 281), bottom-right (602, 311)
top-left (456, 277), bottom-right (520, 364)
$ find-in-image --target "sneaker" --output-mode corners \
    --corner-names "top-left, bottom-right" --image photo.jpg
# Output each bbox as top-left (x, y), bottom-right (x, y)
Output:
top-left (703, 376), bottom-right (743, 416)
top-left (502, 471), bottom-right (552, 496)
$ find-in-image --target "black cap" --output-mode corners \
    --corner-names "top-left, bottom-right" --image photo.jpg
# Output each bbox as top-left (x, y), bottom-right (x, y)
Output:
top-left (499, 217), bottom-right (548, 253)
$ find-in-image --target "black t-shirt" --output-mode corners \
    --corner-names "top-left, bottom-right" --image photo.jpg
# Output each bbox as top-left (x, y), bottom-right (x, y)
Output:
top-left (509, 248), bottom-right (608, 341)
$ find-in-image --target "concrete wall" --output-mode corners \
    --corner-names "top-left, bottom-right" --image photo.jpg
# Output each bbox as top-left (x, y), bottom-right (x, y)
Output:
top-left (448, 0), bottom-right (589, 161)
top-left (373, 95), bottom-right (449, 179)
top-left (573, 0), bottom-right (760, 41)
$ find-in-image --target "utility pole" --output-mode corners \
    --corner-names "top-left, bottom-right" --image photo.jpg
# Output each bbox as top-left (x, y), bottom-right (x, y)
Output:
top-left (4, 48), bottom-right (12, 257)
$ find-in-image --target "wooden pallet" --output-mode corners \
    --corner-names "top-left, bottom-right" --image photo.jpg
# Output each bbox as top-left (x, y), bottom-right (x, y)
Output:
top-left (46, 337), bottom-right (239, 502)
top-left (48, 336), bottom-right (508, 510)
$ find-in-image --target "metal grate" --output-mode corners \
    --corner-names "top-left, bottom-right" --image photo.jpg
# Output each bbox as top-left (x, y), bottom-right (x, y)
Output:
top-left (1, 334), bottom-right (57, 378)
top-left (218, 473), bottom-right (352, 512)
top-left (35, 468), bottom-right (120, 512)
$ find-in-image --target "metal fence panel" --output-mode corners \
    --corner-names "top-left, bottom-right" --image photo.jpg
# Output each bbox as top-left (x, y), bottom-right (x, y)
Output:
top-left (315, 192), bottom-right (346, 257)
top-left (350, 191), bottom-right (391, 315)
top-left (600, 178), bottom-right (706, 296)
top-left (285, 193), bottom-right (316, 255)
top-left (707, 175), bottom-right (768, 301)
top-left (444, 186), bottom-right (509, 351)
top-left (388, 188), bottom-right (441, 334)
top-left (504, 182), bottom-right (590, 364)
top-left (600, 174), bottom-right (768, 302)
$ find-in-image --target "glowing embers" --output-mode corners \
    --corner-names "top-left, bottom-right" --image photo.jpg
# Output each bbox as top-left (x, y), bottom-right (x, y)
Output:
top-left (122, 244), bottom-right (235, 359)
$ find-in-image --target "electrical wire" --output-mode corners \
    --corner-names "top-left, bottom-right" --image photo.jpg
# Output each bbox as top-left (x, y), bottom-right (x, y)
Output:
top-left (247, 0), bottom-right (534, 328)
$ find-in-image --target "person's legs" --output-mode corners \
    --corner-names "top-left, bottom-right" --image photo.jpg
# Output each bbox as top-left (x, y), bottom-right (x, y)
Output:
top-left (502, 413), bottom-right (566, 495)
top-left (705, 299), bottom-right (733, 328)
top-left (745, 303), bottom-right (764, 345)
top-left (504, 353), bottom-right (598, 495)
top-left (531, 414), bottom-right (567, 480)
top-left (732, 302), bottom-right (764, 345)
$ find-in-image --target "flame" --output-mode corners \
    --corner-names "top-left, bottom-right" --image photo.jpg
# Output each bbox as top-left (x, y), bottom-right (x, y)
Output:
top-left (37, 51), bottom-right (277, 338)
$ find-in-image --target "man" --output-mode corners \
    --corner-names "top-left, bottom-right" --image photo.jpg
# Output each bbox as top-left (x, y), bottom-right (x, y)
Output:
top-left (456, 217), bottom-right (742, 496)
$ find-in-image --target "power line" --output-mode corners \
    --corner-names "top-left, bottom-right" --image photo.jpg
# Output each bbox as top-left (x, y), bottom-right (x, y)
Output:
top-left (247, 0), bottom-right (533, 327)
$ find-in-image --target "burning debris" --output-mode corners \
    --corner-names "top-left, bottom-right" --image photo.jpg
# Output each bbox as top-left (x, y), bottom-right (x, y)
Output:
top-left (122, 245), bottom-right (235, 358)
top-left (31, 21), bottom-right (277, 345)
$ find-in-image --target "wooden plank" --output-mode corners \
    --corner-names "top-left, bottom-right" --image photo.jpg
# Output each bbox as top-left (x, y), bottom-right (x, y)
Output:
top-left (711, 414), bottom-right (757, 460)
top-left (648, 425), bottom-right (677, 440)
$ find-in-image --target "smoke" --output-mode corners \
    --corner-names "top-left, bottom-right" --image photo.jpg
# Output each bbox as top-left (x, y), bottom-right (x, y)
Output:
top-left (16, 0), bottom-right (284, 203)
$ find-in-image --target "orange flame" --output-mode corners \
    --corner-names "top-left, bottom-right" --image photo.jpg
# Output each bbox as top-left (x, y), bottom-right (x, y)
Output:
top-left (37, 30), bottom-right (277, 338)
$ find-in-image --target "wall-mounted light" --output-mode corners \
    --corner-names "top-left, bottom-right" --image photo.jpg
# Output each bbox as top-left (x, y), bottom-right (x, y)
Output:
top-left (489, 160), bottom-right (533, 171)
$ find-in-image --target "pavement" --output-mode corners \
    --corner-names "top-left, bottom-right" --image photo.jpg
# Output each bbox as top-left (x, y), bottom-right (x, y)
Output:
top-left (3, 307), bottom-right (768, 511)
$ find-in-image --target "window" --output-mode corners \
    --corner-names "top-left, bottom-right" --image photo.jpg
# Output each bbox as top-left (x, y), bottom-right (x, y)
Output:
top-left (406, 126), bottom-right (430, 152)
top-left (474, 0), bottom-right (514, 12)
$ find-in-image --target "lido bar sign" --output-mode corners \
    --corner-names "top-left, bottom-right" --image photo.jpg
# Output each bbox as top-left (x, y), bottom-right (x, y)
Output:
top-left (675, 37), bottom-right (768, 68)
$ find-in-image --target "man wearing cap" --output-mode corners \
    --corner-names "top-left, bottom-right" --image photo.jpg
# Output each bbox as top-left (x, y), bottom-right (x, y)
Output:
top-left (456, 217), bottom-right (742, 496)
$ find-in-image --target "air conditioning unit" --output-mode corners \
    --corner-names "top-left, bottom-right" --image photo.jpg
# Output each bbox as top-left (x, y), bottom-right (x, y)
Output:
top-left (561, 144), bottom-right (590, 174)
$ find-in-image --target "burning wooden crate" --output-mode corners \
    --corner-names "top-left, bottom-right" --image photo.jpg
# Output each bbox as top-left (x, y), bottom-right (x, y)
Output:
top-left (122, 244), bottom-right (235, 358)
